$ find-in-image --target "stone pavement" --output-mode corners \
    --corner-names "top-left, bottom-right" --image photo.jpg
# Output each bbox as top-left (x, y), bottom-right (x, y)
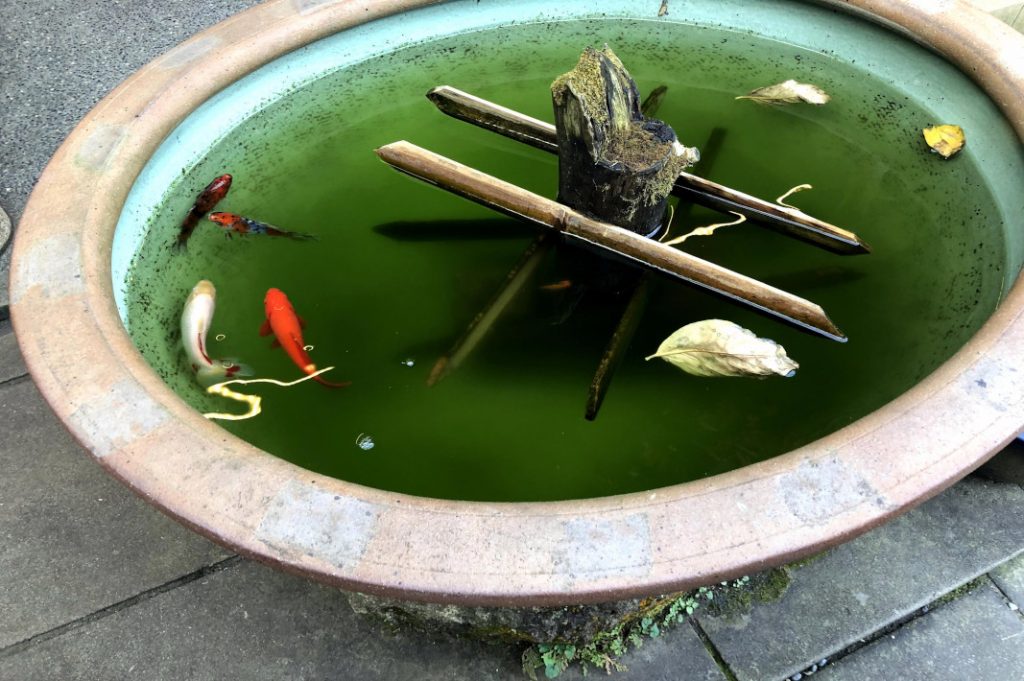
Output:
top-left (2, 1), bottom-right (1024, 680)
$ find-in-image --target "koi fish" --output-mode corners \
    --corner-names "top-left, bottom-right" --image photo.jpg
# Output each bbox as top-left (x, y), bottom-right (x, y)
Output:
top-left (175, 174), bottom-right (232, 250)
top-left (260, 288), bottom-right (349, 388)
top-left (181, 279), bottom-right (251, 386)
top-left (208, 212), bottom-right (316, 241)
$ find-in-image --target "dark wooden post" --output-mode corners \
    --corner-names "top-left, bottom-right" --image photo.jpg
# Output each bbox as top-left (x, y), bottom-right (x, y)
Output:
top-left (551, 46), bottom-right (698, 236)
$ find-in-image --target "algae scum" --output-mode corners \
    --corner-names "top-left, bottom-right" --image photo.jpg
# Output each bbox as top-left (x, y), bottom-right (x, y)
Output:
top-left (124, 19), bottom-right (1013, 502)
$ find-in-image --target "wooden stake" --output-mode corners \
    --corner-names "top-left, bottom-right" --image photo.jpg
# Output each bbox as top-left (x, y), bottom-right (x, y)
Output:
top-left (584, 127), bottom-right (728, 421)
top-left (426, 86), bottom-right (870, 255)
top-left (585, 276), bottom-right (650, 420)
top-left (426, 235), bottom-right (550, 386)
top-left (375, 140), bottom-right (845, 341)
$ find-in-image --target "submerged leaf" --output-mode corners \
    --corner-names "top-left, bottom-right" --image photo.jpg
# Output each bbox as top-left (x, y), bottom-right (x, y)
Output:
top-left (645, 320), bottom-right (799, 378)
top-left (736, 79), bottom-right (830, 106)
top-left (923, 124), bottom-right (965, 159)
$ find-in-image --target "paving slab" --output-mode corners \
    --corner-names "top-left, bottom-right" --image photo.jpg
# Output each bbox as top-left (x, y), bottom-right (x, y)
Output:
top-left (0, 205), bottom-right (8, 248)
top-left (0, 0), bottom-right (261, 227)
top-left (0, 378), bottom-right (231, 648)
top-left (0, 559), bottom-right (530, 681)
top-left (991, 552), bottom-right (1024, 608)
top-left (696, 478), bottom-right (1024, 681)
top-left (976, 438), bottom-right (1024, 487)
top-left (557, 623), bottom-right (727, 681)
top-left (0, 247), bottom-right (9, 319)
top-left (0, 329), bottom-right (26, 384)
top-left (815, 580), bottom-right (1024, 681)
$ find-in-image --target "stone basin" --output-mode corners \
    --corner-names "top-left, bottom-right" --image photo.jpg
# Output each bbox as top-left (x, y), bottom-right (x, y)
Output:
top-left (8, 0), bottom-right (1024, 619)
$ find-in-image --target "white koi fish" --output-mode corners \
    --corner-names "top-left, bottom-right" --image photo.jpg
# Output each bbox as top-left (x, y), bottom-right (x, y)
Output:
top-left (181, 279), bottom-right (251, 386)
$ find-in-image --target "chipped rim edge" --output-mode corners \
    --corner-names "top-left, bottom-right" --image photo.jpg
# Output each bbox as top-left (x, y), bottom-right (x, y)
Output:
top-left (9, 0), bottom-right (1024, 607)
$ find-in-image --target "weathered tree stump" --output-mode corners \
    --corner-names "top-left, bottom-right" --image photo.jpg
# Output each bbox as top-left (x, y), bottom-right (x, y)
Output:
top-left (551, 46), bottom-right (698, 237)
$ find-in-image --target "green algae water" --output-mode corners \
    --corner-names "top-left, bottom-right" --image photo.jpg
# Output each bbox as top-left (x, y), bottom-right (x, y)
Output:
top-left (122, 16), bottom-right (1019, 501)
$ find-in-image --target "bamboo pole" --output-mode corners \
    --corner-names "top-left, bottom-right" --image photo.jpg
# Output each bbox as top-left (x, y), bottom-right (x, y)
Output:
top-left (375, 140), bottom-right (845, 341)
top-left (426, 86), bottom-right (870, 255)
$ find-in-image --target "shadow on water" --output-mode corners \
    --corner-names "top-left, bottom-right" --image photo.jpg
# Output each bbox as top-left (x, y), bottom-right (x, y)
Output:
top-left (373, 218), bottom-right (536, 241)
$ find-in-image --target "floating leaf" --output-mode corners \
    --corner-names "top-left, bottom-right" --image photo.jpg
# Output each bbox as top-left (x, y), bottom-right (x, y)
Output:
top-left (645, 320), bottom-right (799, 378)
top-left (923, 124), bottom-right (965, 159)
top-left (736, 79), bottom-right (830, 106)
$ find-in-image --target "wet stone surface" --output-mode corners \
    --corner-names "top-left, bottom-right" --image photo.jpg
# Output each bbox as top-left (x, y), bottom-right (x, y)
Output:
top-left (0, 377), bottom-right (231, 648)
top-left (0, 560), bottom-right (528, 681)
top-left (990, 552), bottom-right (1024, 609)
top-left (0, 327), bottom-right (26, 384)
top-left (814, 581), bottom-right (1024, 681)
top-left (695, 478), bottom-right (1024, 681)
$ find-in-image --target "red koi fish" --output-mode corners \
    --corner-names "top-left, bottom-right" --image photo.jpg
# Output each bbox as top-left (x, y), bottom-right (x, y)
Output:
top-left (260, 288), bottom-right (349, 388)
top-left (175, 174), bottom-right (232, 250)
top-left (208, 212), bottom-right (316, 241)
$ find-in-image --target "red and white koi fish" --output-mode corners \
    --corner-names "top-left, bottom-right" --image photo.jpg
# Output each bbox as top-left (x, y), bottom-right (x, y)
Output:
top-left (208, 212), bottom-right (316, 241)
top-left (260, 288), bottom-right (349, 388)
top-left (181, 280), bottom-right (251, 386)
top-left (175, 174), bottom-right (232, 250)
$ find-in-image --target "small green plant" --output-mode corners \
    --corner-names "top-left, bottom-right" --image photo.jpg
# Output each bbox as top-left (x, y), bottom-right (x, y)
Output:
top-left (522, 583), bottom-right (729, 679)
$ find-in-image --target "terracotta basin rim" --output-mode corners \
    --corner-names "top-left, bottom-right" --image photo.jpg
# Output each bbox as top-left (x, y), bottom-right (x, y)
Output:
top-left (9, 0), bottom-right (1024, 607)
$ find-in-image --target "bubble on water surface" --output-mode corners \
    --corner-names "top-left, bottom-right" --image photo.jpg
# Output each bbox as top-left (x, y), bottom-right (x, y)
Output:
top-left (355, 433), bottom-right (375, 450)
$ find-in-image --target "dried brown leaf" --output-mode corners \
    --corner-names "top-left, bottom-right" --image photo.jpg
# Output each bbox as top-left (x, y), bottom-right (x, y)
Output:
top-left (736, 79), bottom-right (830, 106)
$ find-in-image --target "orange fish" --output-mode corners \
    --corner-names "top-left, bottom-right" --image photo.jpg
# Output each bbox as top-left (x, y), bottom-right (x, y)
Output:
top-left (209, 212), bottom-right (315, 240)
top-left (260, 288), bottom-right (349, 388)
top-left (175, 174), bottom-right (232, 250)
top-left (539, 279), bottom-right (573, 291)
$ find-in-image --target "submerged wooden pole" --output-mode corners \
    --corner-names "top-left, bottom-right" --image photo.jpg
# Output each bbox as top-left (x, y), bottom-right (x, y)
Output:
top-left (426, 85), bottom-right (870, 255)
top-left (584, 127), bottom-right (729, 421)
top-left (375, 140), bottom-right (845, 341)
top-left (426, 235), bottom-right (551, 387)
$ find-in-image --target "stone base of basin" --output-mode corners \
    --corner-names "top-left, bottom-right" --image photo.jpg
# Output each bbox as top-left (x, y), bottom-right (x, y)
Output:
top-left (348, 591), bottom-right (665, 643)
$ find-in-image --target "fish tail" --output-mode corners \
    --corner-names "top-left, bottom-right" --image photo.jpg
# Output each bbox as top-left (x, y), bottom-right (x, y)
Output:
top-left (313, 374), bottom-right (351, 388)
top-left (175, 210), bottom-right (204, 251)
top-left (268, 227), bottom-right (317, 241)
top-left (304, 364), bottom-right (350, 388)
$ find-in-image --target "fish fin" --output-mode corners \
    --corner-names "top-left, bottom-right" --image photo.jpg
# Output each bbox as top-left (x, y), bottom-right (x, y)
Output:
top-left (270, 338), bottom-right (281, 349)
top-left (196, 359), bottom-right (253, 387)
top-left (258, 320), bottom-right (272, 337)
top-left (298, 316), bottom-right (306, 329)
top-left (221, 360), bottom-right (254, 378)
top-left (286, 231), bottom-right (318, 241)
top-left (196, 332), bottom-right (212, 364)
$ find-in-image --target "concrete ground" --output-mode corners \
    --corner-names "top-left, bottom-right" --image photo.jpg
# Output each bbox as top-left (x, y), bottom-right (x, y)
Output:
top-left (2, 2), bottom-right (1023, 680)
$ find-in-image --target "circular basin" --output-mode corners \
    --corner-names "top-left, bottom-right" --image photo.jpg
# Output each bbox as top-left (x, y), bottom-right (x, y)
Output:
top-left (10, 0), bottom-right (1024, 606)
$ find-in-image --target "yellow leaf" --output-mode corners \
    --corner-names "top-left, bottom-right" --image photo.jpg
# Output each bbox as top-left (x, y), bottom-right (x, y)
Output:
top-left (923, 125), bottom-right (965, 159)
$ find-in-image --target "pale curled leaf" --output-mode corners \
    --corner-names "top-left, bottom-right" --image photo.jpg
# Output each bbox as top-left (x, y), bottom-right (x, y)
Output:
top-left (736, 79), bottom-right (830, 106)
top-left (923, 124), bottom-right (965, 159)
top-left (645, 320), bottom-right (799, 378)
